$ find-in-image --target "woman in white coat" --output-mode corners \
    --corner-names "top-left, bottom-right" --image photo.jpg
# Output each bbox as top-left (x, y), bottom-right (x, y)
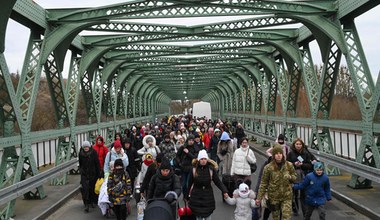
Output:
top-left (137, 135), bottom-right (160, 159)
top-left (230, 137), bottom-right (256, 187)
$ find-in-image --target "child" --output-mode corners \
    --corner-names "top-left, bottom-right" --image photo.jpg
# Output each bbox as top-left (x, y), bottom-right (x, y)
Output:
top-left (225, 183), bottom-right (257, 220)
top-left (135, 153), bottom-right (154, 193)
top-left (107, 159), bottom-right (132, 220)
top-left (293, 162), bottom-right (332, 220)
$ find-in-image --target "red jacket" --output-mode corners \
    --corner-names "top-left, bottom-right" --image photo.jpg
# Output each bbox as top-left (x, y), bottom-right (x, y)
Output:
top-left (93, 136), bottom-right (109, 170)
top-left (203, 133), bottom-right (212, 150)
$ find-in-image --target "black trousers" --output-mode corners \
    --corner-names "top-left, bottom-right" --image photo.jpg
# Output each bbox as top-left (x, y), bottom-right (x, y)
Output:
top-left (112, 204), bottom-right (127, 220)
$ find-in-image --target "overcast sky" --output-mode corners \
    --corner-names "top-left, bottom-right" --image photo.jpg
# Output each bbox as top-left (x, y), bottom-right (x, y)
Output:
top-left (4, 1), bottom-right (380, 81)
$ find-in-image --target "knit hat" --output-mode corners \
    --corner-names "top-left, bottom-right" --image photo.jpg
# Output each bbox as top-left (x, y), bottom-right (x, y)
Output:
top-left (113, 140), bottom-right (122, 149)
top-left (82, 140), bottom-right (91, 148)
top-left (194, 133), bottom-right (200, 138)
top-left (220, 131), bottom-right (230, 141)
top-left (238, 183), bottom-right (250, 198)
top-left (272, 145), bottom-right (283, 156)
top-left (114, 158), bottom-right (123, 168)
top-left (160, 158), bottom-right (171, 170)
top-left (277, 134), bottom-right (285, 141)
top-left (214, 128), bottom-right (220, 133)
top-left (313, 162), bottom-right (323, 171)
top-left (197, 149), bottom-right (209, 161)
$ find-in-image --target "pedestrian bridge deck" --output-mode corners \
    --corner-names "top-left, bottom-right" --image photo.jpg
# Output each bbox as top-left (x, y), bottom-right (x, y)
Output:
top-left (12, 143), bottom-right (380, 220)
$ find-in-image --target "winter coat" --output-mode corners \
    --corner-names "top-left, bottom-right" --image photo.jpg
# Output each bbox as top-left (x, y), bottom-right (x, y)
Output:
top-left (147, 170), bottom-right (181, 200)
top-left (107, 171), bottom-right (132, 205)
top-left (257, 160), bottom-right (297, 203)
top-left (103, 148), bottom-right (129, 174)
top-left (159, 140), bottom-right (177, 161)
top-left (186, 159), bottom-right (228, 218)
top-left (141, 162), bottom-right (159, 194)
top-left (294, 171), bottom-right (332, 206)
top-left (175, 140), bottom-right (199, 173)
top-left (125, 146), bottom-right (140, 179)
top-left (230, 147), bottom-right (256, 176)
top-left (137, 135), bottom-right (160, 159)
top-left (235, 127), bottom-right (245, 141)
top-left (209, 135), bottom-right (220, 160)
top-left (93, 136), bottom-right (109, 170)
top-left (136, 159), bottom-right (153, 186)
top-left (287, 146), bottom-right (316, 175)
top-left (225, 189), bottom-right (257, 220)
top-left (79, 148), bottom-right (101, 181)
top-left (217, 140), bottom-right (236, 176)
top-left (202, 133), bottom-right (212, 150)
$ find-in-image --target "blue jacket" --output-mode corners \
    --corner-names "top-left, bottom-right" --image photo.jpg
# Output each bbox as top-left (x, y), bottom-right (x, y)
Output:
top-left (294, 171), bottom-right (332, 206)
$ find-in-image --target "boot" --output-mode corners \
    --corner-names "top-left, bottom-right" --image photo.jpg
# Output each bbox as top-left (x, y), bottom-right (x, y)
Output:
top-left (84, 204), bottom-right (89, 213)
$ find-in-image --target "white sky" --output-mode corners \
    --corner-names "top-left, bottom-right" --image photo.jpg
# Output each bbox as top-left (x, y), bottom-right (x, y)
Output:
top-left (4, 0), bottom-right (380, 81)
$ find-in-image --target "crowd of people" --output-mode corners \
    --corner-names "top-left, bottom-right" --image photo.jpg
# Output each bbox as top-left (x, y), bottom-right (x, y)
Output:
top-left (78, 115), bottom-right (331, 220)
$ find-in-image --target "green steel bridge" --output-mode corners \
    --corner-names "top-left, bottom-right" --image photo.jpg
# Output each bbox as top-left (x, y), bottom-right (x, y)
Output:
top-left (0, 0), bottom-right (380, 219)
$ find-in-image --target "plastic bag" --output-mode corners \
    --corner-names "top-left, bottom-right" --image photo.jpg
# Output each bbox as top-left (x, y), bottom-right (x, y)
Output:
top-left (94, 178), bottom-right (104, 195)
top-left (137, 196), bottom-right (146, 220)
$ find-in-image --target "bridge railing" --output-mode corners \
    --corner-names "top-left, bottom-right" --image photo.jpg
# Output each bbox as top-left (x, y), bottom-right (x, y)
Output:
top-left (0, 115), bottom-right (167, 206)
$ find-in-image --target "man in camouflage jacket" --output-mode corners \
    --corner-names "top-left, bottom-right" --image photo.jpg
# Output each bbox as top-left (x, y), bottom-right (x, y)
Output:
top-left (256, 146), bottom-right (297, 220)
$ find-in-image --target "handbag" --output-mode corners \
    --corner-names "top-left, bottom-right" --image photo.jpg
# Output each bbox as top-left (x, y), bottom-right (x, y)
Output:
top-left (178, 201), bottom-right (195, 220)
top-left (247, 149), bottom-right (257, 173)
top-left (94, 178), bottom-right (104, 195)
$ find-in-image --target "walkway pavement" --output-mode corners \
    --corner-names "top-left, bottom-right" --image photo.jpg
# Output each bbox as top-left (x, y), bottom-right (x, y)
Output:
top-left (10, 142), bottom-right (380, 220)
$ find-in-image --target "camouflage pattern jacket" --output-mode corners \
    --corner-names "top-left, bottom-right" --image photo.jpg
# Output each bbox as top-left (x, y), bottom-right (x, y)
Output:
top-left (257, 160), bottom-right (296, 203)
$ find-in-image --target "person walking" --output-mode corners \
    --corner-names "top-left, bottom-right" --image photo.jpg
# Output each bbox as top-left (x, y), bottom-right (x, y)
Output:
top-left (208, 128), bottom-right (221, 163)
top-left (123, 137), bottom-right (140, 193)
top-left (225, 182), bottom-right (257, 220)
top-left (107, 159), bottom-right (132, 220)
top-left (185, 150), bottom-right (228, 220)
top-left (147, 157), bottom-right (181, 200)
top-left (217, 131), bottom-right (236, 197)
top-left (93, 135), bottom-right (108, 172)
top-left (104, 140), bottom-right (129, 178)
top-left (230, 137), bottom-right (256, 187)
top-left (287, 138), bottom-right (317, 216)
top-left (79, 140), bottom-right (101, 212)
top-left (175, 135), bottom-right (199, 195)
top-left (234, 123), bottom-right (245, 146)
top-left (137, 135), bottom-right (161, 159)
top-left (255, 146), bottom-right (297, 220)
top-left (293, 162), bottom-right (332, 220)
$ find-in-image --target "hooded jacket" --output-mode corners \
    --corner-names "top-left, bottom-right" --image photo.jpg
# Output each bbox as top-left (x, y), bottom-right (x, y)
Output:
top-left (217, 134), bottom-right (236, 176)
top-left (147, 169), bottom-right (181, 200)
top-left (103, 147), bottom-right (129, 174)
top-left (137, 135), bottom-right (160, 159)
top-left (93, 136), bottom-right (108, 170)
top-left (293, 171), bottom-right (332, 206)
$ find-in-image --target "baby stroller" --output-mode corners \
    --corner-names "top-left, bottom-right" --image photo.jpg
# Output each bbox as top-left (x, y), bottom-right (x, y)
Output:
top-left (144, 192), bottom-right (178, 220)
